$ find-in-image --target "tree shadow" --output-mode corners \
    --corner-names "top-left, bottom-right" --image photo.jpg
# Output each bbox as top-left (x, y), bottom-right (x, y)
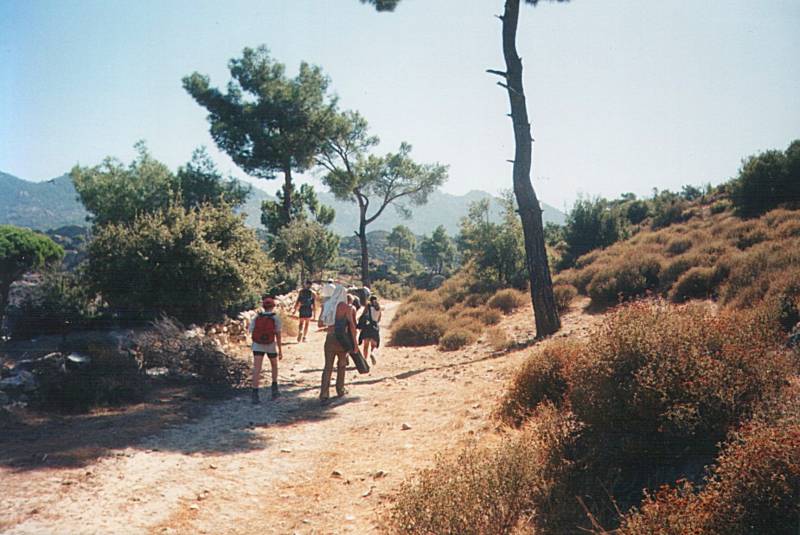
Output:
top-left (0, 379), bottom-right (358, 473)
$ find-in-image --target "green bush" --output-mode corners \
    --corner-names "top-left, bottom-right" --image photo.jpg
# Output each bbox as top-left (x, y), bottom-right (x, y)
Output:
top-left (87, 202), bottom-right (271, 323)
top-left (8, 270), bottom-right (104, 340)
top-left (390, 311), bottom-right (448, 346)
top-left (487, 288), bottom-right (527, 314)
top-left (560, 197), bottom-right (624, 269)
top-left (438, 328), bottom-right (477, 351)
top-left (669, 266), bottom-right (717, 302)
top-left (710, 199), bottom-right (732, 214)
top-left (731, 140), bottom-right (800, 217)
top-left (372, 279), bottom-right (410, 301)
top-left (553, 284), bottom-right (578, 314)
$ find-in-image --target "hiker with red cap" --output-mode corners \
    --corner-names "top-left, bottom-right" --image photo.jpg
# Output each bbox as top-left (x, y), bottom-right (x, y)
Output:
top-left (249, 295), bottom-right (283, 404)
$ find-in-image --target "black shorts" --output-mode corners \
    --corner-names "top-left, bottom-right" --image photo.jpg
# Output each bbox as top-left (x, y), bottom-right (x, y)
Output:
top-left (253, 351), bottom-right (278, 359)
top-left (299, 309), bottom-right (313, 319)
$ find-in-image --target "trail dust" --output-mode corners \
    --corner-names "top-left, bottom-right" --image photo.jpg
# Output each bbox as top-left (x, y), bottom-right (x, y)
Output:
top-left (1, 299), bottom-right (599, 534)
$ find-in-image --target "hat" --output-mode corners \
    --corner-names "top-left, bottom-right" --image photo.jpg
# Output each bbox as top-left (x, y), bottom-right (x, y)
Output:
top-left (327, 278), bottom-right (334, 283)
top-left (262, 296), bottom-right (276, 307)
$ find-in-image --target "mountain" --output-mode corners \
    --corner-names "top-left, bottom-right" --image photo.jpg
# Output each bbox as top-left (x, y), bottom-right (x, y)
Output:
top-left (0, 171), bottom-right (566, 236)
top-left (0, 172), bottom-right (87, 230)
top-left (242, 185), bottom-right (566, 236)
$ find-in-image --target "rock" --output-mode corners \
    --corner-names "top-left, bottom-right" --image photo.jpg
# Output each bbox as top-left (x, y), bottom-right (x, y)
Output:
top-left (401, 423), bottom-right (412, 431)
top-left (372, 470), bottom-right (387, 479)
top-left (0, 370), bottom-right (37, 392)
top-left (331, 470), bottom-right (343, 478)
top-left (345, 514), bottom-right (355, 521)
top-left (189, 504), bottom-right (199, 511)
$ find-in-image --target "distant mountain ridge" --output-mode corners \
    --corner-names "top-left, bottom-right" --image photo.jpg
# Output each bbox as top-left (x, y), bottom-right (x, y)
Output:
top-left (0, 171), bottom-right (566, 236)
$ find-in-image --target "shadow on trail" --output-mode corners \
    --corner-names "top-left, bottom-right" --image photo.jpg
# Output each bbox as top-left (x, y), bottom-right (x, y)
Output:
top-left (0, 379), bottom-right (357, 473)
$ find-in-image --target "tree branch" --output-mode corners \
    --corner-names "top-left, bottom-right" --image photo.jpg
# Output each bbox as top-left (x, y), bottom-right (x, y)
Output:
top-left (486, 69), bottom-right (508, 78)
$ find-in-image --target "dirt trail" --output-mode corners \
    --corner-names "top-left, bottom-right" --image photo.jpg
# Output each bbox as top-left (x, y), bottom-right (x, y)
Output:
top-left (1, 299), bottom-right (599, 535)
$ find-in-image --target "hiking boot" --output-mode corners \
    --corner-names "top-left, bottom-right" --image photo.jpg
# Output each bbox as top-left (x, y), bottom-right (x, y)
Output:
top-left (251, 388), bottom-right (260, 405)
top-left (271, 382), bottom-right (280, 400)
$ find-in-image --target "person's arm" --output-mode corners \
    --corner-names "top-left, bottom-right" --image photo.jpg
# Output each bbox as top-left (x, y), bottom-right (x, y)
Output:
top-left (312, 292), bottom-right (317, 317)
top-left (293, 297), bottom-right (300, 314)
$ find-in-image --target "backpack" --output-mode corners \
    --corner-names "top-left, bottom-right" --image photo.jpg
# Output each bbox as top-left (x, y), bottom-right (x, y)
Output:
top-left (253, 312), bottom-right (276, 344)
top-left (358, 306), bottom-right (376, 330)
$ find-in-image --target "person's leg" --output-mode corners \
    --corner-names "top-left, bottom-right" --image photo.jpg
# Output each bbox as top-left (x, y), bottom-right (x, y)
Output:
top-left (297, 318), bottom-right (303, 342)
top-left (362, 338), bottom-right (370, 361)
top-left (251, 353), bottom-right (264, 404)
top-left (302, 318), bottom-right (310, 341)
top-left (268, 355), bottom-right (280, 399)
top-left (335, 351), bottom-right (349, 397)
top-left (320, 334), bottom-right (335, 400)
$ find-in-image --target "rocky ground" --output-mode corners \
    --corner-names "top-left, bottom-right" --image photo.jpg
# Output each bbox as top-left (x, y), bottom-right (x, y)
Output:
top-left (0, 298), bottom-right (598, 535)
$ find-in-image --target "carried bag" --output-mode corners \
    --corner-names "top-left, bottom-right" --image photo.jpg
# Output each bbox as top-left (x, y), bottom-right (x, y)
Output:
top-left (349, 350), bottom-right (370, 374)
top-left (253, 313), bottom-right (276, 344)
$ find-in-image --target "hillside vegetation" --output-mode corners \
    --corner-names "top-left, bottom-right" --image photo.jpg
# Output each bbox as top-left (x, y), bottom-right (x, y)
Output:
top-left (385, 141), bottom-right (800, 534)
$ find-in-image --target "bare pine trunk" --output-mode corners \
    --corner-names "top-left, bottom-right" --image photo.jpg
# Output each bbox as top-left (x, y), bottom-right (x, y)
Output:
top-left (358, 207), bottom-right (370, 285)
top-left (282, 166), bottom-right (293, 223)
top-left (500, 0), bottom-right (560, 337)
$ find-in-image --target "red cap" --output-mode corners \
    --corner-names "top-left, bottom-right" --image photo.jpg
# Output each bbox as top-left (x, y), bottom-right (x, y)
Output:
top-left (262, 297), bottom-right (276, 307)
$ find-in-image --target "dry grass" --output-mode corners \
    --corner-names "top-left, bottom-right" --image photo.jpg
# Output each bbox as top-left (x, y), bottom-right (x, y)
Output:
top-left (438, 328), bottom-right (477, 351)
top-left (485, 326), bottom-right (512, 352)
top-left (390, 310), bottom-right (449, 346)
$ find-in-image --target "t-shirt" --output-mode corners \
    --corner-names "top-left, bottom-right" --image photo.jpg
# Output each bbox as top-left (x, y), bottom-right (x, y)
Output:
top-left (249, 311), bottom-right (282, 354)
top-left (366, 304), bottom-right (382, 324)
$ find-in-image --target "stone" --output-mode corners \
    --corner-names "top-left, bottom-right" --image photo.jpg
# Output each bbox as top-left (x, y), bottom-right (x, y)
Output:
top-left (401, 423), bottom-right (411, 431)
top-left (0, 370), bottom-right (37, 392)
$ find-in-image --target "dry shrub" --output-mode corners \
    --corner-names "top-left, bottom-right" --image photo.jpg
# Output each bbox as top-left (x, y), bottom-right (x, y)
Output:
top-left (498, 341), bottom-right (579, 426)
top-left (392, 292), bottom-right (444, 326)
top-left (486, 326), bottom-right (512, 352)
top-left (618, 420), bottom-right (800, 535)
top-left (775, 218), bottom-right (800, 239)
top-left (586, 255), bottom-right (662, 307)
top-left (386, 405), bottom-right (580, 535)
top-left (458, 307), bottom-right (502, 326)
top-left (438, 273), bottom-right (472, 309)
top-left (569, 301), bottom-right (794, 458)
top-left (136, 317), bottom-right (248, 388)
top-left (763, 208), bottom-right (799, 227)
top-left (487, 288), bottom-right (528, 314)
top-left (553, 284), bottom-right (578, 314)
top-left (390, 311), bottom-right (448, 346)
top-left (762, 267), bottom-right (800, 331)
top-left (449, 314), bottom-right (484, 335)
top-left (669, 266), bottom-right (718, 302)
top-left (575, 249), bottom-right (601, 268)
top-left (36, 343), bottom-right (147, 412)
top-left (721, 239), bottom-right (800, 308)
top-left (665, 237), bottom-right (693, 256)
top-left (439, 328), bottom-right (477, 351)
top-left (277, 308), bottom-right (298, 338)
top-left (725, 220), bottom-right (769, 250)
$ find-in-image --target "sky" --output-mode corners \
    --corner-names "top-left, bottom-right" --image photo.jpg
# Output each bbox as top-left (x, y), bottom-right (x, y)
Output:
top-left (1, 0), bottom-right (798, 211)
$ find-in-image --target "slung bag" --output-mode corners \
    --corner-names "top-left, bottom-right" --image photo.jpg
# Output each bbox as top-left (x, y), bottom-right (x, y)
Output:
top-left (349, 350), bottom-right (370, 374)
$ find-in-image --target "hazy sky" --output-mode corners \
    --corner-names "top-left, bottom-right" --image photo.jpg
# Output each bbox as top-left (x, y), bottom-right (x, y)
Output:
top-left (1, 0), bottom-right (798, 210)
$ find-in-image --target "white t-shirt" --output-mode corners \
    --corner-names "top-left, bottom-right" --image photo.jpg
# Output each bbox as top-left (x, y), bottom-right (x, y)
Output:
top-left (249, 311), bottom-right (282, 354)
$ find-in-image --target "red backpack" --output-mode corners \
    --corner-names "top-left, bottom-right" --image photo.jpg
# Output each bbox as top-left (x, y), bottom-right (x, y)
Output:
top-left (253, 312), bottom-right (276, 344)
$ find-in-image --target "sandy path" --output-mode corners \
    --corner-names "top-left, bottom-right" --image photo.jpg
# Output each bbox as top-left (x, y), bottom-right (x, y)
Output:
top-left (1, 299), bottom-right (598, 535)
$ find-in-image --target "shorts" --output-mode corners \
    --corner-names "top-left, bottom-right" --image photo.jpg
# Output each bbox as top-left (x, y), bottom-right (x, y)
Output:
top-left (253, 351), bottom-right (278, 359)
top-left (299, 307), bottom-right (313, 319)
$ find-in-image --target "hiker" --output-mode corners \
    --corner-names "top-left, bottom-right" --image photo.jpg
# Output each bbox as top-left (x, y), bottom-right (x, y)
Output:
top-left (318, 284), bottom-right (358, 403)
top-left (293, 280), bottom-right (316, 343)
top-left (249, 296), bottom-right (283, 404)
top-left (320, 278), bottom-right (335, 310)
top-left (358, 295), bottom-right (382, 365)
